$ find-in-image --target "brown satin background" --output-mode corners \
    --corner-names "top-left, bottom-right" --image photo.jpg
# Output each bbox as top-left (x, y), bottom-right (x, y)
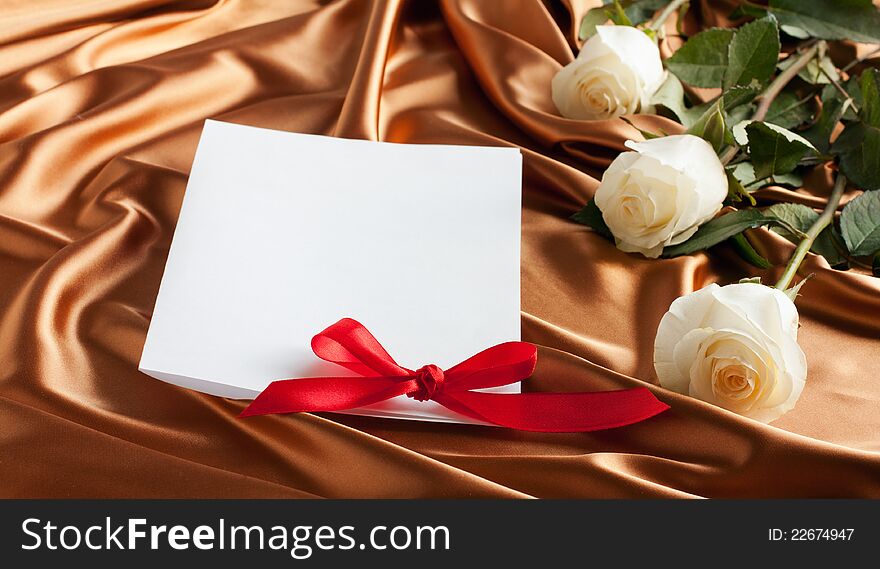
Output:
top-left (1, 0), bottom-right (878, 498)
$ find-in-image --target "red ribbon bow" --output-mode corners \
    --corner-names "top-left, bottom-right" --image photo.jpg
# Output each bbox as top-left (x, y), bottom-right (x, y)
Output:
top-left (240, 318), bottom-right (669, 432)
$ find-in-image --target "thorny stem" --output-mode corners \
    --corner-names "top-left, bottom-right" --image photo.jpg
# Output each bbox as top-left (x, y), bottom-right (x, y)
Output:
top-left (753, 40), bottom-right (823, 122)
top-left (821, 64), bottom-right (860, 114)
top-left (720, 41), bottom-right (824, 166)
top-left (841, 45), bottom-right (880, 73)
top-left (774, 173), bottom-right (847, 291)
top-left (649, 0), bottom-right (689, 34)
top-left (719, 146), bottom-right (738, 165)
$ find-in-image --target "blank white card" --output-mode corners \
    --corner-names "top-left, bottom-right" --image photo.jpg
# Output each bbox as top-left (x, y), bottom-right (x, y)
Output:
top-left (139, 120), bottom-right (522, 423)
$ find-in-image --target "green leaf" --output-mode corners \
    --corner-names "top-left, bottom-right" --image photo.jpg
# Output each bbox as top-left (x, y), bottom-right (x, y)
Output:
top-left (620, 117), bottom-right (664, 140)
top-left (802, 219), bottom-right (852, 270)
top-left (743, 121), bottom-right (816, 179)
top-left (668, 84), bottom-right (761, 130)
top-left (584, 0), bottom-right (669, 31)
top-left (833, 70), bottom-right (880, 190)
top-left (802, 85), bottom-right (848, 152)
top-left (842, 75), bottom-right (864, 121)
top-left (765, 203), bottom-right (848, 265)
top-left (734, 160), bottom-right (804, 189)
top-left (771, 170), bottom-right (803, 188)
top-left (723, 15), bottom-right (780, 89)
top-left (764, 203), bottom-right (818, 238)
top-left (815, 227), bottom-right (849, 269)
top-left (858, 68), bottom-right (880, 127)
top-left (731, 161), bottom-right (758, 186)
top-left (780, 25), bottom-right (810, 39)
top-left (726, 168), bottom-right (756, 205)
top-left (687, 99), bottom-right (727, 152)
top-left (840, 191), bottom-right (880, 256)
top-left (571, 199), bottom-right (612, 239)
top-left (777, 51), bottom-right (839, 85)
top-left (765, 91), bottom-right (813, 129)
top-left (578, 7), bottom-right (609, 40)
top-left (835, 123), bottom-right (880, 191)
top-left (731, 232), bottom-right (772, 268)
top-left (737, 120), bottom-right (817, 149)
top-left (728, 103), bottom-right (755, 125)
top-left (723, 83), bottom-right (762, 110)
top-left (606, 0), bottom-right (634, 26)
top-left (618, 0), bottom-right (668, 25)
top-left (768, 0), bottom-right (880, 43)
top-left (649, 74), bottom-right (694, 126)
top-left (809, 55), bottom-right (839, 85)
top-left (663, 209), bottom-right (774, 257)
top-left (666, 28), bottom-right (735, 88)
top-left (730, 1), bottom-right (767, 20)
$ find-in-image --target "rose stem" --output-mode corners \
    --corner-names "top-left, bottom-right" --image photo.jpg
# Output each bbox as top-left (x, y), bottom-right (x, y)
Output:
top-left (648, 0), bottom-right (689, 34)
top-left (753, 40), bottom-right (823, 122)
top-left (774, 173), bottom-right (847, 291)
top-left (719, 146), bottom-right (738, 165)
top-left (842, 45), bottom-right (880, 73)
top-left (719, 40), bottom-right (824, 166)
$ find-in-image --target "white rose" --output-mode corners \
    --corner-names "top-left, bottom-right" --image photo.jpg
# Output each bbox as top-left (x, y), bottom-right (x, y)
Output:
top-left (653, 283), bottom-right (807, 423)
top-left (594, 134), bottom-right (728, 258)
top-left (552, 25), bottom-right (665, 120)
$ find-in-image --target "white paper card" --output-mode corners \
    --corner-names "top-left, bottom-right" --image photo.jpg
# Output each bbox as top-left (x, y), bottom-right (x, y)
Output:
top-left (139, 120), bottom-right (522, 424)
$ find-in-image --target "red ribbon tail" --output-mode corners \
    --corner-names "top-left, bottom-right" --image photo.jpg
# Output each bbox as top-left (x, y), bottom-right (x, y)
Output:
top-left (435, 387), bottom-right (669, 433)
top-left (239, 376), bottom-right (412, 418)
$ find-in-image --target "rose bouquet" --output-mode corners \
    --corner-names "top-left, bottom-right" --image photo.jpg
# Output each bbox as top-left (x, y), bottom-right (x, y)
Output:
top-left (555, 0), bottom-right (880, 422)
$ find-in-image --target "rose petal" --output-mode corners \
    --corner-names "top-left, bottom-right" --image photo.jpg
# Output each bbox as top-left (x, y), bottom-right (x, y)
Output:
top-left (593, 26), bottom-right (665, 96)
top-left (654, 284), bottom-right (720, 389)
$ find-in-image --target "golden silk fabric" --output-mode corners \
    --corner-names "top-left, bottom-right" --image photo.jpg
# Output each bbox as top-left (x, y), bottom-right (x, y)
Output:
top-left (1, 0), bottom-right (878, 498)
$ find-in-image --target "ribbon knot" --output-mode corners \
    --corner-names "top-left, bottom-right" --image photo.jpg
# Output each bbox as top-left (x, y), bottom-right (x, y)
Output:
top-left (240, 318), bottom-right (669, 433)
top-left (409, 364), bottom-right (445, 401)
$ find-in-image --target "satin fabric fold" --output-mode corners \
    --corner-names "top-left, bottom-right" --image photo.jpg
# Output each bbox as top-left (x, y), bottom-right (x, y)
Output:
top-left (1, 0), bottom-right (878, 498)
